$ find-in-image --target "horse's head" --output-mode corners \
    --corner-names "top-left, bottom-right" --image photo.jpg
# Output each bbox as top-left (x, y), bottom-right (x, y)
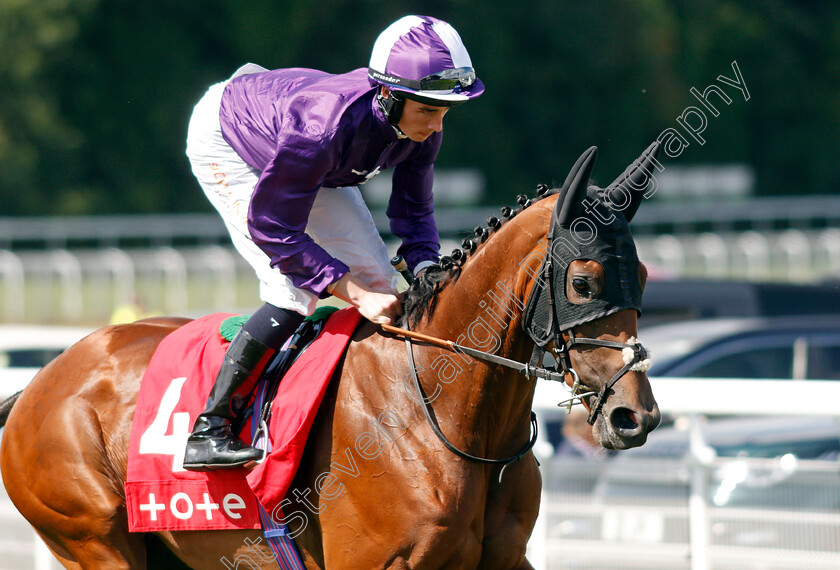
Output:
top-left (523, 144), bottom-right (661, 449)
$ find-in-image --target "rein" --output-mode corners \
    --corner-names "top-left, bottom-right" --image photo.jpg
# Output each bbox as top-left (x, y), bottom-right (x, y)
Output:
top-left (382, 323), bottom-right (540, 480)
top-left (381, 246), bottom-right (649, 472)
top-left (381, 324), bottom-right (566, 383)
top-left (383, 322), bottom-right (649, 430)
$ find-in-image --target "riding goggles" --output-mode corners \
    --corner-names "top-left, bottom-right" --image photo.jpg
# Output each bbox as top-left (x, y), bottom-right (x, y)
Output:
top-left (369, 66), bottom-right (476, 93)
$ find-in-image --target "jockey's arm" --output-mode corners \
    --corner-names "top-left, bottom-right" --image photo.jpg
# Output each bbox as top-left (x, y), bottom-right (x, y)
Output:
top-left (328, 273), bottom-right (402, 325)
top-left (388, 135), bottom-right (442, 273)
top-left (248, 134), bottom-right (352, 298)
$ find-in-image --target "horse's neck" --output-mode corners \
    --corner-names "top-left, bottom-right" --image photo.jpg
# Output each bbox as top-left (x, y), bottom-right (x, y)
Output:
top-left (415, 200), bottom-right (553, 439)
top-left (424, 198), bottom-right (553, 360)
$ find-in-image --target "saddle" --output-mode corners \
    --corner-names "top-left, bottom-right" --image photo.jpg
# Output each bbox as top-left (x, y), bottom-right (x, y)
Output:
top-left (224, 306), bottom-right (340, 445)
top-left (125, 306), bottom-right (362, 533)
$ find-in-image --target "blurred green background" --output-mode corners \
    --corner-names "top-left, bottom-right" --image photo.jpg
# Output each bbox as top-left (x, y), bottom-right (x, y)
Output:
top-left (2, 0), bottom-right (838, 217)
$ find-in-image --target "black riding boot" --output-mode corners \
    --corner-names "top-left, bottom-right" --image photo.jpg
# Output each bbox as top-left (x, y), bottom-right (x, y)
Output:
top-left (183, 329), bottom-right (273, 470)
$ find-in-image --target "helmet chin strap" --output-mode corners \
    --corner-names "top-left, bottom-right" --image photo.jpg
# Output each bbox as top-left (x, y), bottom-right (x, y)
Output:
top-left (375, 89), bottom-right (409, 138)
top-left (377, 88), bottom-right (402, 123)
top-left (391, 124), bottom-right (408, 139)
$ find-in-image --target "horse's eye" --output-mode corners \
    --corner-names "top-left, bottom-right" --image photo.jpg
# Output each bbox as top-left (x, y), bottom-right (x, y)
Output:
top-left (572, 277), bottom-right (591, 296)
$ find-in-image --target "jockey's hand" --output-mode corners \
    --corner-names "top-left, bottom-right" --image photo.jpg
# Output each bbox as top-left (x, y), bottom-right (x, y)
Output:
top-left (328, 273), bottom-right (402, 325)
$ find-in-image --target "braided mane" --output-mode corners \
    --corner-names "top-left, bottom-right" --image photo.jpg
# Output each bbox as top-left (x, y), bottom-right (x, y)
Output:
top-left (401, 183), bottom-right (556, 327)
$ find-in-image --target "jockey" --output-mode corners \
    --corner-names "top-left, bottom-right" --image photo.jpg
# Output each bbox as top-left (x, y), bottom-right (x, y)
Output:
top-left (183, 15), bottom-right (484, 470)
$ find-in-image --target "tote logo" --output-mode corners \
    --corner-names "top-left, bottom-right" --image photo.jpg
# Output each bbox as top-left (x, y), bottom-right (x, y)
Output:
top-left (138, 490), bottom-right (250, 522)
top-left (127, 480), bottom-right (261, 531)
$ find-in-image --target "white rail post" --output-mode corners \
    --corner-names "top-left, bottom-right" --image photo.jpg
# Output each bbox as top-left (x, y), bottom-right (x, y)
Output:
top-left (0, 249), bottom-right (25, 321)
top-left (194, 245), bottom-right (237, 310)
top-left (33, 531), bottom-right (54, 570)
top-left (695, 233), bottom-right (729, 279)
top-left (777, 230), bottom-right (811, 282)
top-left (817, 228), bottom-right (840, 277)
top-left (102, 247), bottom-right (137, 313)
top-left (735, 231), bottom-right (770, 281)
top-left (47, 250), bottom-right (83, 323)
top-left (652, 235), bottom-right (686, 277)
top-left (688, 413), bottom-right (713, 570)
top-left (528, 490), bottom-right (548, 570)
top-left (153, 247), bottom-right (188, 314)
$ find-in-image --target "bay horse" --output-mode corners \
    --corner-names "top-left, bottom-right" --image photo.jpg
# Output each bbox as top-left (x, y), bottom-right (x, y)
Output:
top-left (0, 145), bottom-right (661, 569)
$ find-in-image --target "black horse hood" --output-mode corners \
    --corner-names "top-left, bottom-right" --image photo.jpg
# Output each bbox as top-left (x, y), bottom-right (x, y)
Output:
top-left (524, 143), bottom-right (660, 346)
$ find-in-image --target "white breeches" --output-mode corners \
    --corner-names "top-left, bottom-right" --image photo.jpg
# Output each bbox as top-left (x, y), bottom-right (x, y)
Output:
top-left (185, 65), bottom-right (399, 315)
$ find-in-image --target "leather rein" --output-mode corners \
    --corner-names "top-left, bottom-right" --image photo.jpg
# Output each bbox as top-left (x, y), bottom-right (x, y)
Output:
top-left (382, 235), bottom-right (650, 470)
top-left (383, 318), bottom-right (647, 469)
top-left (382, 322), bottom-right (542, 479)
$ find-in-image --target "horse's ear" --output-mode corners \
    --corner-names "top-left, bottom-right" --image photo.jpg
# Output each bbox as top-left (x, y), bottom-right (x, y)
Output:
top-left (605, 141), bottom-right (661, 222)
top-left (555, 146), bottom-right (598, 226)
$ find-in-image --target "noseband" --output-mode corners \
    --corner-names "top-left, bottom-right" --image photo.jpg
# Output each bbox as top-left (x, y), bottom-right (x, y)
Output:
top-left (551, 330), bottom-right (649, 425)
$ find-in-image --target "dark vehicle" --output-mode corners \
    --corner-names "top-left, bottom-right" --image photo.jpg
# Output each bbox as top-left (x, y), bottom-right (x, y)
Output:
top-left (641, 315), bottom-right (840, 380)
top-left (0, 325), bottom-right (94, 397)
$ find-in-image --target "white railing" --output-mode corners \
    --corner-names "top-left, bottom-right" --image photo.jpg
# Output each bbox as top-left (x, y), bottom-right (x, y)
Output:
top-left (3, 246), bottom-right (259, 324)
top-left (2, 226), bottom-right (839, 324)
top-left (635, 228), bottom-right (840, 283)
top-left (647, 378), bottom-right (840, 417)
top-left (529, 379), bottom-right (840, 570)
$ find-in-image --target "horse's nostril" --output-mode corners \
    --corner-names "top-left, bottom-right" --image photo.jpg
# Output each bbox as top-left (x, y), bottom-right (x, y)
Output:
top-left (611, 407), bottom-right (640, 433)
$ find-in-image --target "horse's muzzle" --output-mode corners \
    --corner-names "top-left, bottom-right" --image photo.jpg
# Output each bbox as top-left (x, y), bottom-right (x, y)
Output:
top-left (596, 400), bottom-right (661, 450)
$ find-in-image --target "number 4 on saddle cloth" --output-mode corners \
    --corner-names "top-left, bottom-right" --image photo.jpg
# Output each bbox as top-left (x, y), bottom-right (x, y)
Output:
top-left (124, 306), bottom-right (362, 535)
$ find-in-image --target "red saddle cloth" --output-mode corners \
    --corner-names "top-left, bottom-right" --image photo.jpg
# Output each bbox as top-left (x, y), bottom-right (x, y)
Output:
top-left (125, 308), bottom-right (362, 532)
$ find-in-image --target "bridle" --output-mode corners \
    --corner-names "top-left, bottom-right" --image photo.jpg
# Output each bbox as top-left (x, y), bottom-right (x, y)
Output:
top-left (382, 255), bottom-right (649, 476)
top-left (533, 236), bottom-right (650, 425)
top-left (383, 311), bottom-right (647, 479)
top-left (548, 328), bottom-right (649, 424)
top-left (383, 186), bottom-right (651, 473)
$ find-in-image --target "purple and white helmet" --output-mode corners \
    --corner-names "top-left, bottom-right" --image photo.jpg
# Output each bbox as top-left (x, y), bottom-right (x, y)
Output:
top-left (368, 15), bottom-right (485, 105)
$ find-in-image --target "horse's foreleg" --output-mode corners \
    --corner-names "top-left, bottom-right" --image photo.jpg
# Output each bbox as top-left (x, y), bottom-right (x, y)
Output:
top-left (480, 455), bottom-right (542, 569)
